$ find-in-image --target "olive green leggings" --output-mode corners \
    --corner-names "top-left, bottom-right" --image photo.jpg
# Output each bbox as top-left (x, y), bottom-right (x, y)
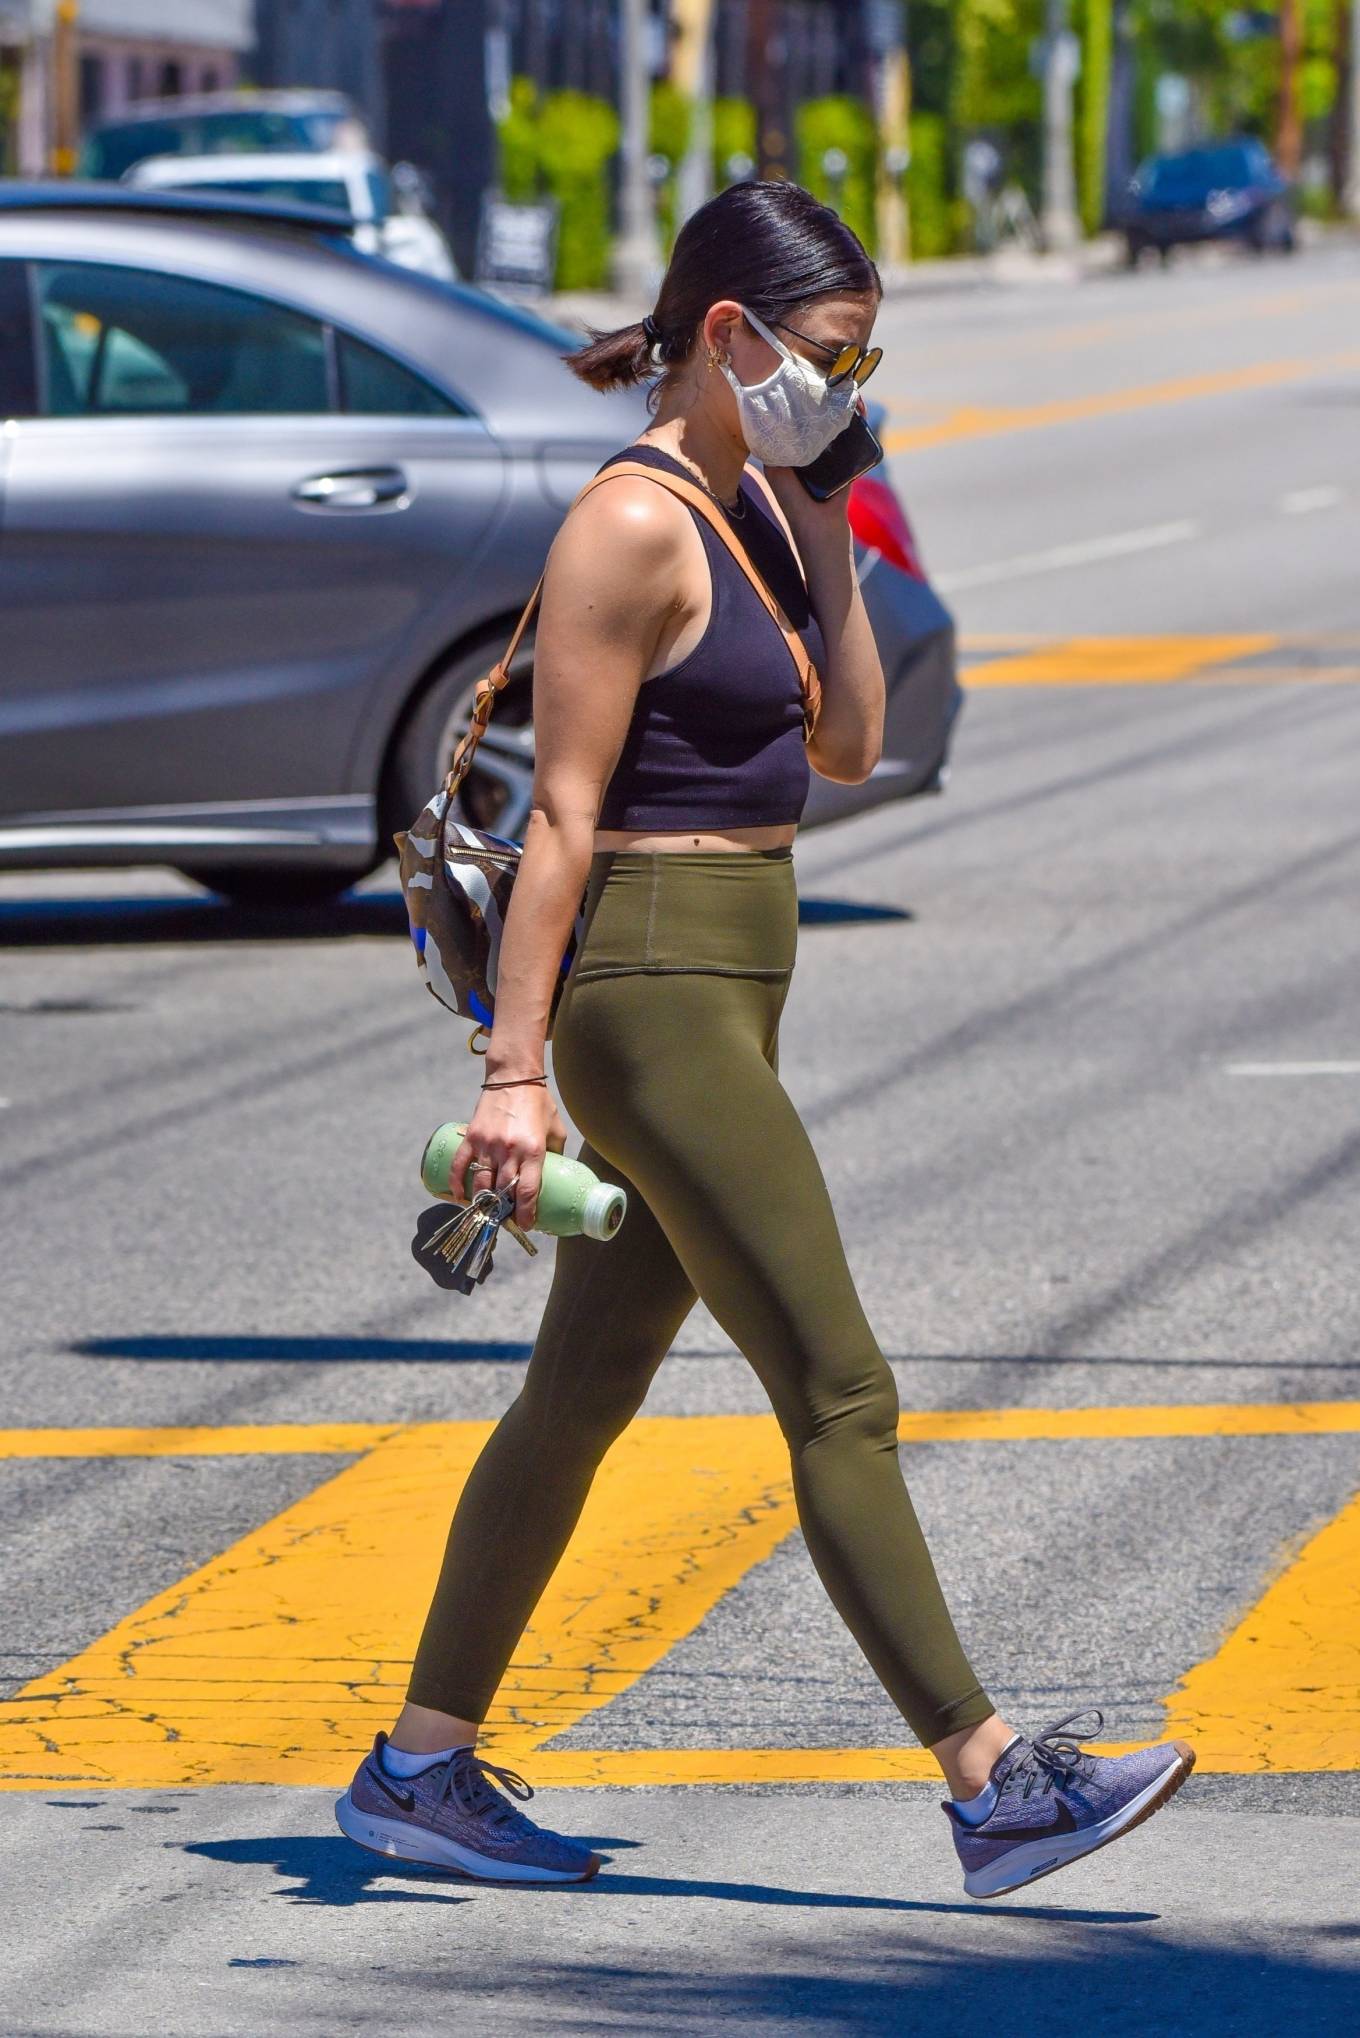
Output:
top-left (407, 848), bottom-right (994, 1747)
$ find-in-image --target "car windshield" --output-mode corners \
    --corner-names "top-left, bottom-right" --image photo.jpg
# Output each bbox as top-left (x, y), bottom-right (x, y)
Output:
top-left (1142, 144), bottom-right (1257, 203)
top-left (80, 110), bottom-right (333, 181)
top-left (169, 176), bottom-right (354, 213)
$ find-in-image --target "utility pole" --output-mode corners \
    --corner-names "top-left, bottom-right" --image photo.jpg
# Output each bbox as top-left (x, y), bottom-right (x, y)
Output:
top-left (612, 0), bottom-right (662, 296)
top-left (1276, 0), bottom-right (1303, 177)
top-left (1040, 0), bottom-right (1081, 251)
top-left (672, 0), bottom-right (716, 228)
top-left (1344, 0), bottom-right (1360, 217)
top-left (867, 0), bottom-right (911, 266)
top-left (50, 0), bottom-right (80, 177)
top-left (747, 0), bottom-right (788, 179)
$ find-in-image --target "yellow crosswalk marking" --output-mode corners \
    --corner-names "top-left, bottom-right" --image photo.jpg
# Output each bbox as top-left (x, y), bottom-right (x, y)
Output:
top-left (1, 1418), bottom-right (796, 1790)
top-left (0, 1422), bottom-right (402, 1459)
top-left (1166, 1489), bottom-right (1360, 1772)
top-left (966, 636), bottom-right (1276, 687)
top-left (897, 1403), bottom-right (1360, 1442)
top-left (3, 1400), bottom-right (1355, 1463)
top-left (960, 635), bottom-right (1360, 688)
top-left (2, 1405), bottom-right (1356, 1788)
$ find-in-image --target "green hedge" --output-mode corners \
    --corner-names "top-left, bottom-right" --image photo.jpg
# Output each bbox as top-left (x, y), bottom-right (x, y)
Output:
top-left (496, 76), bottom-right (539, 203)
top-left (494, 78), bottom-right (619, 290)
top-left (906, 110), bottom-right (963, 257)
top-left (794, 95), bottom-right (878, 253)
top-left (712, 95), bottom-right (757, 186)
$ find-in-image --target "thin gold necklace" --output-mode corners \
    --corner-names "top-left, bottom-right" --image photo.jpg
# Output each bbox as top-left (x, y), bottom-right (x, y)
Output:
top-left (647, 442), bottom-right (746, 519)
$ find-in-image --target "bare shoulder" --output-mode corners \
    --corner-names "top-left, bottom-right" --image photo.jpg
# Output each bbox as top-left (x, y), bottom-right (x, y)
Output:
top-left (550, 470), bottom-right (691, 580)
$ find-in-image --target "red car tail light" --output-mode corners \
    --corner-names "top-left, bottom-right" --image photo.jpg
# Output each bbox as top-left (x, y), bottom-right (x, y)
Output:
top-left (847, 473), bottom-right (926, 582)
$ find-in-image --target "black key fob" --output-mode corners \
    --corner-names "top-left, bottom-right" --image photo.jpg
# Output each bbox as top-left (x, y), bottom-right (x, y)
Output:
top-left (411, 1203), bottom-right (496, 1294)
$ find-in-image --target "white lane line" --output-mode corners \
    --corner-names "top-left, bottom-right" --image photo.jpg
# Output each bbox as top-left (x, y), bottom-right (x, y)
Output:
top-left (934, 520), bottom-right (1199, 594)
top-left (1226, 1061), bottom-right (1360, 1077)
top-left (1280, 486), bottom-right (1342, 516)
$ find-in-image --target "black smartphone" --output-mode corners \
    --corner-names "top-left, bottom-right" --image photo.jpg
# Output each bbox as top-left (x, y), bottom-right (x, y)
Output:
top-left (794, 406), bottom-right (884, 501)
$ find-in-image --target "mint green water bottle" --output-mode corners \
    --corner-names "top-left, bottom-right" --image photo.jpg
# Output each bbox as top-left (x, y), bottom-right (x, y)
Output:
top-left (420, 1122), bottom-right (628, 1241)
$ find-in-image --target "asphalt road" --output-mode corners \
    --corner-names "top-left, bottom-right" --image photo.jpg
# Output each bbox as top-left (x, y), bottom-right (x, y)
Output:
top-left (3, 239), bottom-right (1359, 2036)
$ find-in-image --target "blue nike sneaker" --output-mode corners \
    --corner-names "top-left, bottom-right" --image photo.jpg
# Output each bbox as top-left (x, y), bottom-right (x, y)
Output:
top-left (945, 1711), bottom-right (1194, 1900)
top-left (336, 1734), bottom-right (601, 1884)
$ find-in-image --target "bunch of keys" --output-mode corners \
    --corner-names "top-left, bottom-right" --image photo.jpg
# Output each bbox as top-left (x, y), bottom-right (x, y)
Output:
top-left (411, 1178), bottom-right (539, 1295)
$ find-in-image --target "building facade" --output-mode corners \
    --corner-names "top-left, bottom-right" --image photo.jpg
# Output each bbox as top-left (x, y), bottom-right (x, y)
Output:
top-left (0, 1), bottom-right (253, 175)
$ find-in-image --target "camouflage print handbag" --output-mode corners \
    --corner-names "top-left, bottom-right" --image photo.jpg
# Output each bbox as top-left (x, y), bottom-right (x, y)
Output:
top-left (393, 460), bottom-right (822, 1053)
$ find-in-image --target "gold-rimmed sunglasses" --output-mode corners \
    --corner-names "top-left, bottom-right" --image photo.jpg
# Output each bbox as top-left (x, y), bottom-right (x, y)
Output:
top-left (770, 317), bottom-right (883, 389)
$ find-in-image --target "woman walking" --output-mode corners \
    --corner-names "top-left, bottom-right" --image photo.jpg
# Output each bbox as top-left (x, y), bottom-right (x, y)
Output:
top-left (336, 181), bottom-right (1192, 1900)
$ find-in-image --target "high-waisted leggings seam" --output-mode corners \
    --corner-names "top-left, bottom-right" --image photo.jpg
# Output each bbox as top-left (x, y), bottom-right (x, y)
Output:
top-left (570, 963), bottom-right (793, 984)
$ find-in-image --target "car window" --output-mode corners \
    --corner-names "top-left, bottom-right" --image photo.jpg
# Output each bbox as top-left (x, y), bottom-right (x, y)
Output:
top-left (79, 119), bottom-right (187, 179)
top-left (35, 263), bottom-right (329, 416)
top-left (1145, 144), bottom-right (1261, 203)
top-left (335, 331), bottom-right (464, 416)
top-left (80, 110), bottom-right (315, 179)
top-left (175, 176), bottom-right (353, 212)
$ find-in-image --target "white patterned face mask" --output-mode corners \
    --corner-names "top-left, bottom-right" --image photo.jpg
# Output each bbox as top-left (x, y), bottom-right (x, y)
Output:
top-left (720, 304), bottom-right (861, 466)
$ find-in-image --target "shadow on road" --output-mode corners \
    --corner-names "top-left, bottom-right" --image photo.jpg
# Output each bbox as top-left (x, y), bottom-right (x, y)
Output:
top-left (421, 1938), bottom-right (1359, 2033)
top-left (180, 1835), bottom-right (1154, 1928)
top-left (75, 1334), bottom-right (537, 1364)
top-left (177, 1838), bottom-right (1355, 2029)
top-left (73, 1335), bottom-right (1360, 1373)
top-left (185, 1835), bottom-right (474, 1907)
top-left (0, 890), bottom-right (908, 949)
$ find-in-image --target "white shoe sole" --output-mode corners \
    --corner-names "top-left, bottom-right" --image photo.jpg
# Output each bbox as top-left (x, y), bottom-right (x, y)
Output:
top-left (334, 1791), bottom-right (600, 1884)
top-left (963, 1742), bottom-right (1195, 1900)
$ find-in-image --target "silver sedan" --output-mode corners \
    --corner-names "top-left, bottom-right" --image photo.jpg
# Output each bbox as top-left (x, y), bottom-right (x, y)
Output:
top-left (0, 184), bottom-right (960, 905)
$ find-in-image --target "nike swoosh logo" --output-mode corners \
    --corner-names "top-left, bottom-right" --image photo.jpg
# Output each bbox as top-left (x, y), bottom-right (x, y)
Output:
top-left (984, 1799), bottom-right (1079, 1842)
top-left (365, 1765), bottom-right (416, 1813)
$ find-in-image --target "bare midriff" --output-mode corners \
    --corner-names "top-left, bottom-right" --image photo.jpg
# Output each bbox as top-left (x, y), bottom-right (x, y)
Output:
top-left (592, 822), bottom-right (797, 853)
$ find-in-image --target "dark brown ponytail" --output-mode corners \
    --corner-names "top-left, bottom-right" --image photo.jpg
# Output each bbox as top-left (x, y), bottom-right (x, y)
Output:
top-left (563, 180), bottom-right (880, 408)
top-left (568, 319), bottom-right (656, 392)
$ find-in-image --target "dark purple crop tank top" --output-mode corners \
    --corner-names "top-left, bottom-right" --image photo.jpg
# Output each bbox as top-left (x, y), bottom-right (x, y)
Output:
top-left (593, 444), bottom-right (825, 831)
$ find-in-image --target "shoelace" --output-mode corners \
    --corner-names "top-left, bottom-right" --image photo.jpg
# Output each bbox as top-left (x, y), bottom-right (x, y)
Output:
top-left (1006, 1709), bottom-right (1104, 1800)
top-left (438, 1749), bottom-right (537, 1831)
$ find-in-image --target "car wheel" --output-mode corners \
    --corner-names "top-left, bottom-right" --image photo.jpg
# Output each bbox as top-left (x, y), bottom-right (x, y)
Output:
top-left (388, 631), bottom-right (537, 844)
top-left (1271, 204), bottom-right (1296, 253)
top-left (178, 865), bottom-right (371, 908)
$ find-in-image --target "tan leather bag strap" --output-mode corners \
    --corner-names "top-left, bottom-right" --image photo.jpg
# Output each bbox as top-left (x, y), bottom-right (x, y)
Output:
top-left (445, 569), bottom-right (546, 794)
top-left (586, 462), bottom-right (823, 736)
top-left (445, 461), bottom-right (822, 795)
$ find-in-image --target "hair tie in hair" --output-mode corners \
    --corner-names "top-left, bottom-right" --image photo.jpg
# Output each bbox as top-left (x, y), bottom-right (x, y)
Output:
top-left (641, 312), bottom-right (665, 369)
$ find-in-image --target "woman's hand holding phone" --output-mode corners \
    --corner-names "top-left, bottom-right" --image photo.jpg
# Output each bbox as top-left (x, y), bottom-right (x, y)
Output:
top-left (780, 395), bottom-right (884, 504)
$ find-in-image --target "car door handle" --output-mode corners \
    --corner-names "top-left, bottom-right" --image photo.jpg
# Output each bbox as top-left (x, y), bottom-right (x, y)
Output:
top-left (291, 467), bottom-right (408, 509)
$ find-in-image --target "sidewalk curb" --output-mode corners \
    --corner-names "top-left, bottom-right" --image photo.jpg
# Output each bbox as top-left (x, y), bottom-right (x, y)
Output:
top-left (529, 220), bottom-right (1354, 336)
top-left (541, 240), bottom-right (1126, 334)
